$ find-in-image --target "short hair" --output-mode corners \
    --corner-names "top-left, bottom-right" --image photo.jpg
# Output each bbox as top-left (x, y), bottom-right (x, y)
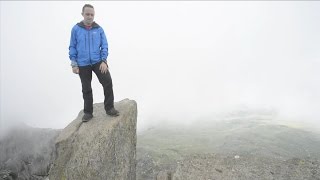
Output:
top-left (82, 4), bottom-right (94, 13)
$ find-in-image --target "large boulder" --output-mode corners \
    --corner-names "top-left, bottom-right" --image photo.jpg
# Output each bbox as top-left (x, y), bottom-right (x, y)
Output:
top-left (48, 99), bottom-right (137, 180)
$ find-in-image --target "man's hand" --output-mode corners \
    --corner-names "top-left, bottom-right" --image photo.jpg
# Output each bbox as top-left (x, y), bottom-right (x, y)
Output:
top-left (72, 67), bottom-right (79, 74)
top-left (99, 62), bottom-right (108, 74)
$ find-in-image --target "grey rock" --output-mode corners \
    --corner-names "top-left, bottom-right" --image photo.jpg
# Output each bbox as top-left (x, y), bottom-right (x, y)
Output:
top-left (171, 153), bottom-right (320, 180)
top-left (156, 171), bottom-right (172, 180)
top-left (0, 170), bottom-right (17, 180)
top-left (48, 99), bottom-right (137, 180)
top-left (0, 124), bottom-right (60, 180)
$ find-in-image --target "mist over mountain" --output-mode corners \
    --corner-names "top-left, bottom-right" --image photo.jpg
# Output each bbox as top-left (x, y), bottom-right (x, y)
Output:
top-left (137, 109), bottom-right (320, 179)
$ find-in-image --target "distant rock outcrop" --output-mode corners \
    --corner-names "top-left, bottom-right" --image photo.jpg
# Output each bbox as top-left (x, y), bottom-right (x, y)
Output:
top-left (48, 99), bottom-right (137, 180)
top-left (0, 124), bottom-right (60, 180)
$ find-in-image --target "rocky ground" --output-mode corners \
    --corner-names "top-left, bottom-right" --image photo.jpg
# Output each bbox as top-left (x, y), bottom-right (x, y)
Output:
top-left (1, 109), bottom-right (320, 180)
top-left (137, 110), bottom-right (320, 179)
top-left (171, 153), bottom-right (320, 180)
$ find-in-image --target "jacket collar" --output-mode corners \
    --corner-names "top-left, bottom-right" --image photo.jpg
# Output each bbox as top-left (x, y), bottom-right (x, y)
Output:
top-left (77, 21), bottom-right (100, 29)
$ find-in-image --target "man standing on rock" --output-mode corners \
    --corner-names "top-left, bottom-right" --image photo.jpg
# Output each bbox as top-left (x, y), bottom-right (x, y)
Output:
top-left (69, 4), bottom-right (119, 122)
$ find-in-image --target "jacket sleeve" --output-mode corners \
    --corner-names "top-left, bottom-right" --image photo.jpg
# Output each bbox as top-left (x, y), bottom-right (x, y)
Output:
top-left (69, 26), bottom-right (78, 66)
top-left (100, 28), bottom-right (109, 61)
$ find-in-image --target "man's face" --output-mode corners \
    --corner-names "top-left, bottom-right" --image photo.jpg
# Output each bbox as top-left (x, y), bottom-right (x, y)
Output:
top-left (82, 7), bottom-right (95, 25)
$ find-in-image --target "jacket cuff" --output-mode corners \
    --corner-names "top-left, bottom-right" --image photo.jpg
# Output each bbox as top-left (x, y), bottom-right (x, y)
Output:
top-left (71, 60), bottom-right (78, 67)
top-left (102, 60), bottom-right (108, 67)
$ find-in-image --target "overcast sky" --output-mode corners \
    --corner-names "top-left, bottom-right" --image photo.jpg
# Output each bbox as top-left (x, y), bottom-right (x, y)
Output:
top-left (1, 1), bottom-right (320, 132)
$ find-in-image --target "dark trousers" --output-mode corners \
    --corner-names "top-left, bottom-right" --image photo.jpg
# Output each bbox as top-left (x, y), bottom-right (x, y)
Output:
top-left (79, 61), bottom-right (114, 114)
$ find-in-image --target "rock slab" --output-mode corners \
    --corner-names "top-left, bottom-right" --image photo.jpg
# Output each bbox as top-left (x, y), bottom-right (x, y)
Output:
top-left (49, 99), bottom-right (137, 180)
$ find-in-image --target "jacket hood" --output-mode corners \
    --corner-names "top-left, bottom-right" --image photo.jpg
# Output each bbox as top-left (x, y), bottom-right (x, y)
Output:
top-left (77, 21), bottom-right (100, 28)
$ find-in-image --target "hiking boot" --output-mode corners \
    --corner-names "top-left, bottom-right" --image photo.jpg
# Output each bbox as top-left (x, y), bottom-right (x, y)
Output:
top-left (106, 107), bottom-right (120, 117)
top-left (82, 113), bottom-right (93, 122)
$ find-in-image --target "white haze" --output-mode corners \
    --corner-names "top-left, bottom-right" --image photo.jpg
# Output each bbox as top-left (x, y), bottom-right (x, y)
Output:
top-left (1, 1), bottom-right (320, 134)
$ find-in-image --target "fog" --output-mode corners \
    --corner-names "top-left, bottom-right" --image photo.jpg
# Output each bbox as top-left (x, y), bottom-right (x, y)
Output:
top-left (1, 1), bottom-right (320, 134)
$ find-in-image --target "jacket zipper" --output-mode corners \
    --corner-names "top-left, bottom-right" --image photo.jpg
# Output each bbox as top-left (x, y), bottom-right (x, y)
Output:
top-left (92, 35), bottom-right (94, 53)
top-left (88, 30), bottom-right (92, 65)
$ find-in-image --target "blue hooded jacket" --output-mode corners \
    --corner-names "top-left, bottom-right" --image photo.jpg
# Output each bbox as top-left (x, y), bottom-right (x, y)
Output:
top-left (69, 21), bottom-right (108, 67)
